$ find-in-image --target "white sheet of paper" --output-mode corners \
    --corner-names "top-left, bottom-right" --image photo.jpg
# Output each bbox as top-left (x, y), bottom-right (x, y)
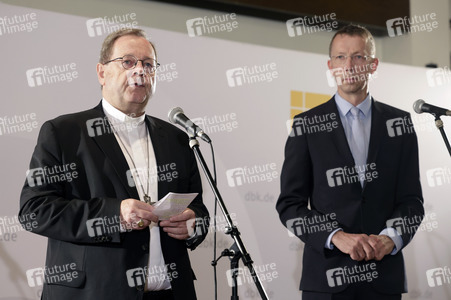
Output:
top-left (152, 192), bottom-right (198, 220)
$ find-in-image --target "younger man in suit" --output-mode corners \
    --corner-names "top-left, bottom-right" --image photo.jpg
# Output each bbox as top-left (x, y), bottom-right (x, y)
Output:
top-left (276, 24), bottom-right (424, 299)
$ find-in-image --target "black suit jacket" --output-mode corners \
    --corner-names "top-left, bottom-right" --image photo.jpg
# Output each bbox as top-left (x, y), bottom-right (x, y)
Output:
top-left (20, 103), bottom-right (209, 300)
top-left (276, 97), bottom-right (424, 294)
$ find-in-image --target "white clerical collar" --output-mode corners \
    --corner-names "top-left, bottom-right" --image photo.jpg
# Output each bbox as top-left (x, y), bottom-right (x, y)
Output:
top-left (102, 98), bottom-right (146, 125)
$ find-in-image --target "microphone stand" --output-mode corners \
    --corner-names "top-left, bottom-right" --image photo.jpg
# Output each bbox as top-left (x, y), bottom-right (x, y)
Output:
top-left (434, 116), bottom-right (451, 157)
top-left (211, 243), bottom-right (242, 299)
top-left (188, 137), bottom-right (269, 300)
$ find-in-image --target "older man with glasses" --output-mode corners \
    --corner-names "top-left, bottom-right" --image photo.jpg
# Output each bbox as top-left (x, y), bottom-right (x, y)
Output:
top-left (20, 28), bottom-right (209, 300)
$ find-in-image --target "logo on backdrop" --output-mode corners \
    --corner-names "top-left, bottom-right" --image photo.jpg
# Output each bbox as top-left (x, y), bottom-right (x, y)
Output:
top-left (191, 112), bottom-right (239, 135)
top-left (0, 113), bottom-right (38, 136)
top-left (26, 63), bottom-right (78, 87)
top-left (286, 13), bottom-right (338, 37)
top-left (226, 63), bottom-right (278, 87)
top-left (226, 163), bottom-right (278, 187)
top-left (0, 13), bottom-right (38, 36)
top-left (426, 167), bottom-right (451, 187)
top-left (186, 13), bottom-right (238, 37)
top-left (386, 13), bottom-right (438, 37)
top-left (426, 67), bottom-right (451, 87)
top-left (426, 267), bottom-right (451, 287)
top-left (86, 13), bottom-right (138, 37)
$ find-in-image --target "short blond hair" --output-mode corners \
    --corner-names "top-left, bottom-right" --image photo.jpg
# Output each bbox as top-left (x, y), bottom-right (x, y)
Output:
top-left (329, 24), bottom-right (375, 57)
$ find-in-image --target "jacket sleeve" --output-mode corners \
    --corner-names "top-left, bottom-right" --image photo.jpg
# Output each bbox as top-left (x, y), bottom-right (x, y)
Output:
top-left (276, 120), bottom-right (342, 254)
top-left (19, 120), bottom-right (123, 244)
top-left (385, 114), bottom-right (424, 249)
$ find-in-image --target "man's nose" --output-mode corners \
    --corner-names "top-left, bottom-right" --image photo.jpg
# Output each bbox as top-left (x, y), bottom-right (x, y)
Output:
top-left (343, 56), bottom-right (353, 70)
top-left (133, 60), bottom-right (145, 75)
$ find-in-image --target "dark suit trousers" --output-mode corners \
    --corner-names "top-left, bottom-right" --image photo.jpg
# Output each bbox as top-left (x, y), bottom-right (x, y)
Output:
top-left (303, 282), bottom-right (401, 300)
top-left (143, 289), bottom-right (174, 300)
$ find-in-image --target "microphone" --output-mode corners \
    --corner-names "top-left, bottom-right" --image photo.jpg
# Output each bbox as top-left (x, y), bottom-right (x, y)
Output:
top-left (413, 99), bottom-right (451, 117)
top-left (168, 107), bottom-right (211, 143)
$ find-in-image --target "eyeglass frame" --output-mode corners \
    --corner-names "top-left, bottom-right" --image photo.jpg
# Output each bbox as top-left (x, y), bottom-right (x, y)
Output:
top-left (329, 54), bottom-right (375, 64)
top-left (103, 54), bottom-right (160, 73)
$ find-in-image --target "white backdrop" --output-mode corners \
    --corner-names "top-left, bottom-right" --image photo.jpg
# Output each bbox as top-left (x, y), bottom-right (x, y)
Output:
top-left (1, 2), bottom-right (451, 299)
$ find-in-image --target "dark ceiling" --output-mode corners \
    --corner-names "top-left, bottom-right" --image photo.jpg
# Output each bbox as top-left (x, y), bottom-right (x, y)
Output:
top-left (149, 0), bottom-right (410, 36)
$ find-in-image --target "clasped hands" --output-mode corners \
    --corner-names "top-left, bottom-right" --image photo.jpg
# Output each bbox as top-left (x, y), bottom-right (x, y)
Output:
top-left (120, 198), bottom-right (195, 240)
top-left (331, 231), bottom-right (395, 261)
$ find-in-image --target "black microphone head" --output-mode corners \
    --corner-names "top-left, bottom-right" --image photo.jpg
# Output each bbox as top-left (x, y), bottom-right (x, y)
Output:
top-left (413, 99), bottom-right (425, 114)
top-left (168, 107), bottom-right (184, 124)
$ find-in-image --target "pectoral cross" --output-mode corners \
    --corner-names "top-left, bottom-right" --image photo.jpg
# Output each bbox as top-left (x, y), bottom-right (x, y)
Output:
top-left (144, 195), bottom-right (155, 205)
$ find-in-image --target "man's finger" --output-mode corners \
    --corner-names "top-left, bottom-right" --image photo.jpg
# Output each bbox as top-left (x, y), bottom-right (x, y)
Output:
top-left (362, 241), bottom-right (375, 261)
top-left (169, 209), bottom-right (195, 222)
top-left (139, 210), bottom-right (159, 223)
top-left (350, 250), bottom-right (364, 261)
top-left (159, 220), bottom-right (177, 227)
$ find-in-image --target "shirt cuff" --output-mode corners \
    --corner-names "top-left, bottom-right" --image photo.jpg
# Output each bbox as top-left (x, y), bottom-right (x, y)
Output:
top-left (186, 217), bottom-right (199, 241)
top-left (325, 228), bottom-right (343, 249)
top-left (187, 229), bottom-right (197, 240)
top-left (379, 228), bottom-right (403, 255)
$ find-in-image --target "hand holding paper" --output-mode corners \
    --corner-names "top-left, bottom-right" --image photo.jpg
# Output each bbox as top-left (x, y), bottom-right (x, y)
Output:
top-left (150, 192), bottom-right (198, 240)
top-left (159, 208), bottom-right (195, 240)
top-left (152, 192), bottom-right (198, 220)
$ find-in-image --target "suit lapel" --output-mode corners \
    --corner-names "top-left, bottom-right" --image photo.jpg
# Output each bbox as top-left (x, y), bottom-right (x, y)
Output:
top-left (90, 104), bottom-right (140, 199)
top-left (363, 98), bottom-right (384, 190)
top-left (325, 97), bottom-right (355, 166)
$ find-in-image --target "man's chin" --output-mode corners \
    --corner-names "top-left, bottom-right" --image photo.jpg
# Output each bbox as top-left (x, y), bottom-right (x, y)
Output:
top-left (127, 91), bottom-right (151, 103)
top-left (338, 82), bottom-right (367, 94)
top-left (118, 98), bottom-right (148, 113)
top-left (132, 96), bottom-right (149, 105)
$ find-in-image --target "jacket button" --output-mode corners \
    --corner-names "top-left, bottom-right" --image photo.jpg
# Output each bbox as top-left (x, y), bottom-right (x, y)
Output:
top-left (141, 244), bottom-right (148, 251)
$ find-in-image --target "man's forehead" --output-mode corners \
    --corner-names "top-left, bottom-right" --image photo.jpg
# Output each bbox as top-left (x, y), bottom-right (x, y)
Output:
top-left (331, 35), bottom-right (368, 51)
top-left (333, 34), bottom-right (365, 44)
top-left (111, 35), bottom-right (154, 56)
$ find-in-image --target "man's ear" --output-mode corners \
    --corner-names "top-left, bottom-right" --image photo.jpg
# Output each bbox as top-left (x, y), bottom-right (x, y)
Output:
top-left (96, 63), bottom-right (105, 87)
top-left (370, 58), bottom-right (379, 74)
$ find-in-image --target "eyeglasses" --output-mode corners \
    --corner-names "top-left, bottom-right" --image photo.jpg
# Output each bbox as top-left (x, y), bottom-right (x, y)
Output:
top-left (104, 55), bottom-right (160, 73)
top-left (330, 55), bottom-right (373, 65)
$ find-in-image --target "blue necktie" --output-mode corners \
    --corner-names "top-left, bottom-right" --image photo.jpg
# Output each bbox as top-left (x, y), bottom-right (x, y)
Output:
top-left (348, 107), bottom-right (367, 186)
